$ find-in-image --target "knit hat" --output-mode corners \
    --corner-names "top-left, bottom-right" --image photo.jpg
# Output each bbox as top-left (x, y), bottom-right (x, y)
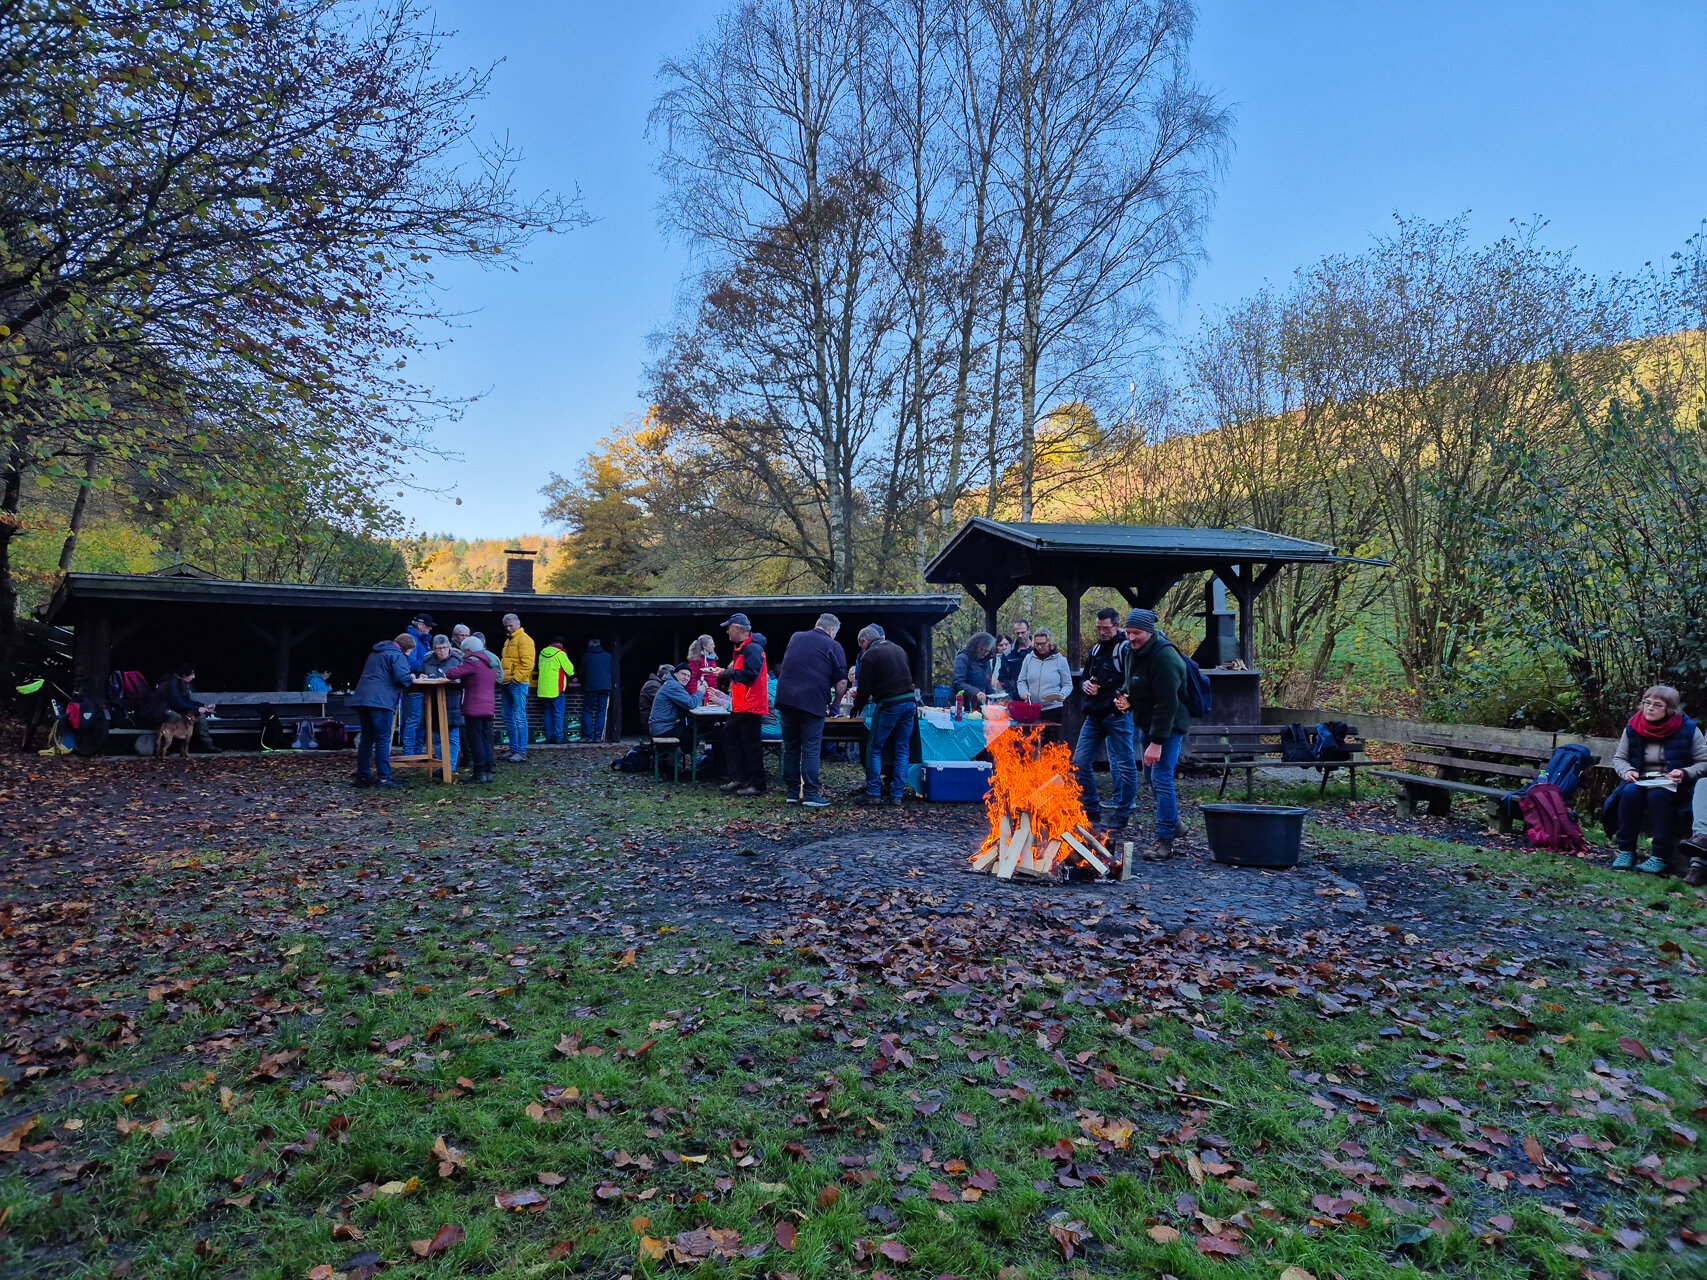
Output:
top-left (1124, 608), bottom-right (1159, 633)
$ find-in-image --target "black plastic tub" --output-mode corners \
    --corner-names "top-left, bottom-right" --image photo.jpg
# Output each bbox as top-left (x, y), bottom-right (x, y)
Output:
top-left (1199, 803), bottom-right (1308, 868)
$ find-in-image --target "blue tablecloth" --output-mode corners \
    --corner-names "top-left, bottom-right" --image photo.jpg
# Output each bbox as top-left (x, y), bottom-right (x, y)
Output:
top-left (907, 710), bottom-right (1008, 793)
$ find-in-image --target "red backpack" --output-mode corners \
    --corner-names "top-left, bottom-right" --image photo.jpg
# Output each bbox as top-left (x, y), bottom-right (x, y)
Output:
top-left (1517, 782), bottom-right (1586, 854)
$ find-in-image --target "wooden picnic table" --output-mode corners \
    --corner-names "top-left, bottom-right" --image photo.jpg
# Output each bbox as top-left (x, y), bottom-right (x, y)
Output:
top-left (391, 677), bottom-right (455, 784)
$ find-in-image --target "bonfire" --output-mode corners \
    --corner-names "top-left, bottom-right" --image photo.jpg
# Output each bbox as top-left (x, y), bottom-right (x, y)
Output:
top-left (969, 727), bottom-right (1125, 880)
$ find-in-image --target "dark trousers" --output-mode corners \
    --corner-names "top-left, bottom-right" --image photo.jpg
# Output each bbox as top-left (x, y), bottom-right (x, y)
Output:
top-left (1038, 705), bottom-right (1066, 747)
top-left (466, 716), bottom-right (494, 772)
top-left (779, 707), bottom-right (826, 801)
top-left (1618, 784), bottom-right (1679, 853)
top-left (355, 706), bottom-right (393, 781)
top-left (724, 711), bottom-right (765, 789)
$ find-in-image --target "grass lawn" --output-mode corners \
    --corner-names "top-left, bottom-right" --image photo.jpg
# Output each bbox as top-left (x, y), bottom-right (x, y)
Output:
top-left (1, 751), bottom-right (1704, 1279)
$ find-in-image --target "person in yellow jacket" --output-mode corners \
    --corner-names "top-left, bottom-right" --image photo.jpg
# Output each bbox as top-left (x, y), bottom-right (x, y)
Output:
top-left (536, 635), bottom-right (575, 744)
top-left (500, 613), bottom-right (536, 762)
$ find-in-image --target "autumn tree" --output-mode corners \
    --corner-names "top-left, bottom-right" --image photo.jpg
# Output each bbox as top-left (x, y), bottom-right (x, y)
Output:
top-left (0, 0), bottom-right (579, 662)
top-left (540, 435), bottom-right (656, 595)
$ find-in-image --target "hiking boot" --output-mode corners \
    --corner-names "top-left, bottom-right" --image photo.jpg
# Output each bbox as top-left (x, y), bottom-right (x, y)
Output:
top-left (1611, 849), bottom-right (1636, 870)
top-left (887, 795), bottom-right (903, 808)
top-left (1680, 835), bottom-right (1707, 860)
top-left (1687, 858), bottom-right (1707, 888)
top-left (719, 780), bottom-right (742, 792)
top-left (1143, 839), bottom-right (1176, 861)
top-left (857, 793), bottom-right (885, 807)
top-left (1636, 855), bottom-right (1667, 875)
top-left (735, 786), bottom-right (764, 797)
top-left (378, 779), bottom-right (405, 790)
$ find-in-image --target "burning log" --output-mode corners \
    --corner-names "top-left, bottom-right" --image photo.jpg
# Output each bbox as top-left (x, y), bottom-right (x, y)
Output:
top-left (971, 727), bottom-right (1116, 881)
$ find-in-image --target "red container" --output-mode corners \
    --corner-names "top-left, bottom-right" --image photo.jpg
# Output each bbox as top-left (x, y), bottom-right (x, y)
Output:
top-left (1007, 700), bottom-right (1042, 724)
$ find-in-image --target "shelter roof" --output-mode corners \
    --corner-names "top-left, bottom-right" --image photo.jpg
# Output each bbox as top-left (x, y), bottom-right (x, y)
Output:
top-left (46, 572), bottom-right (961, 625)
top-left (923, 517), bottom-right (1386, 585)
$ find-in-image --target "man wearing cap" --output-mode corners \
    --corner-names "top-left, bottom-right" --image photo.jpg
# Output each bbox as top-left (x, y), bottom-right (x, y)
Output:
top-left (648, 663), bottom-right (696, 742)
top-left (1112, 608), bottom-right (1191, 860)
top-left (400, 612), bottom-right (435, 756)
top-left (706, 613), bottom-right (769, 796)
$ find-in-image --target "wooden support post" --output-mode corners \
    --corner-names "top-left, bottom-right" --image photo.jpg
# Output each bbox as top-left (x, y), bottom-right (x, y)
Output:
top-left (1063, 574), bottom-right (1083, 686)
top-left (273, 621), bottom-right (292, 692)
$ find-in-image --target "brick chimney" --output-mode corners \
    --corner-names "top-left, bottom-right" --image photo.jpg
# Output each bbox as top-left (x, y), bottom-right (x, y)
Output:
top-left (504, 548), bottom-right (537, 593)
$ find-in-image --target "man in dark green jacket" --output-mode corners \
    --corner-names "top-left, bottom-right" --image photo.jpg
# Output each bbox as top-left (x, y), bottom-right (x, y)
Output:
top-left (1113, 608), bottom-right (1192, 859)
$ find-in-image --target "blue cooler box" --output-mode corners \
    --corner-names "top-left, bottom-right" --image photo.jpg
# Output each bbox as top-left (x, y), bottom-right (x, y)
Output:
top-left (925, 759), bottom-right (993, 802)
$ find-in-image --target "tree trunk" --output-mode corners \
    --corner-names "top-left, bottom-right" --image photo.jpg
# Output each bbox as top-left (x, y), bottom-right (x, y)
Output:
top-left (58, 452), bottom-right (96, 572)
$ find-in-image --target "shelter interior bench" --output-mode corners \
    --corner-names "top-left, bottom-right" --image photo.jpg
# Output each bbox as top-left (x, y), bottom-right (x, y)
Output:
top-left (1185, 723), bottom-right (1368, 800)
top-left (108, 692), bottom-right (330, 753)
top-left (1369, 733), bottom-right (1598, 832)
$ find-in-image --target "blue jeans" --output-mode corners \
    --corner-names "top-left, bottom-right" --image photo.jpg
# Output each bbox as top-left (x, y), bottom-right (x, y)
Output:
top-left (400, 690), bottom-right (423, 755)
top-left (1139, 729), bottom-right (1187, 841)
top-left (356, 706), bottom-right (394, 781)
top-left (1073, 710), bottom-right (1138, 823)
top-left (432, 726), bottom-right (461, 769)
top-left (582, 689), bottom-right (610, 742)
top-left (540, 695), bottom-right (565, 743)
top-left (502, 682), bottom-right (530, 756)
top-left (779, 706), bottom-right (826, 801)
top-left (866, 701), bottom-right (916, 799)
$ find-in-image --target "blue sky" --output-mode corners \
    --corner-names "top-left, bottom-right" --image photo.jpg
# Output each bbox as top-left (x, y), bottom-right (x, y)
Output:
top-left (398, 0), bottom-right (1707, 539)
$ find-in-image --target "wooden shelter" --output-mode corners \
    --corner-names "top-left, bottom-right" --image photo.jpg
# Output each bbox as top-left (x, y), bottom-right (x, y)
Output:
top-left (923, 517), bottom-right (1387, 683)
top-left (45, 571), bottom-right (959, 741)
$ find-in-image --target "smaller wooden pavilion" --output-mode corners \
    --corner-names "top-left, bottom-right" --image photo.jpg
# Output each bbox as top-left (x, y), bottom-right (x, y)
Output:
top-left (924, 517), bottom-right (1387, 677)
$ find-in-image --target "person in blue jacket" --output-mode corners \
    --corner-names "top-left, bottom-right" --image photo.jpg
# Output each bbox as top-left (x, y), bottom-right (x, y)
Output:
top-left (351, 634), bottom-right (415, 789)
top-left (399, 612), bottom-right (434, 755)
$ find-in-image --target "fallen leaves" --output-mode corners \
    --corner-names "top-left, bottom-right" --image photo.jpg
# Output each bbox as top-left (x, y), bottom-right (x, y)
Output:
top-left (493, 1188), bottom-right (549, 1213)
top-left (408, 1224), bottom-right (464, 1257)
top-left (431, 1135), bottom-right (466, 1178)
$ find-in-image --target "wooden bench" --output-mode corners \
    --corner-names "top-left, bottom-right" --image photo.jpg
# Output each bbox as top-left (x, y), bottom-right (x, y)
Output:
top-left (1186, 723), bottom-right (1369, 800)
top-left (108, 692), bottom-right (330, 754)
top-left (1369, 733), bottom-right (1597, 832)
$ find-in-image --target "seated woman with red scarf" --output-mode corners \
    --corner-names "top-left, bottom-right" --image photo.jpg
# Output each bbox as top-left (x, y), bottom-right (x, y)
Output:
top-left (1611, 685), bottom-right (1707, 874)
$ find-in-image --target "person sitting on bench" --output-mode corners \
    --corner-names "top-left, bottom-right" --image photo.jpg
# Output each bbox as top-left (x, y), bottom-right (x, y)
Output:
top-left (140, 662), bottom-right (218, 752)
top-left (649, 663), bottom-right (695, 742)
top-left (1611, 685), bottom-right (1707, 874)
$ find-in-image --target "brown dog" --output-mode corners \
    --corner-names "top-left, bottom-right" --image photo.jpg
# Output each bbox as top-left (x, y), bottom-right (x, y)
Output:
top-left (155, 712), bottom-right (199, 760)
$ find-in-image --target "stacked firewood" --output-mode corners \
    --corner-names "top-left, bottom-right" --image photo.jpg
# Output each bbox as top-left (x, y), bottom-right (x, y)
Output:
top-left (968, 730), bottom-right (1127, 881)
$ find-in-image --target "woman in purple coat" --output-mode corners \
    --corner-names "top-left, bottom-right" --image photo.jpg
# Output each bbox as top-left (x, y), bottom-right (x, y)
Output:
top-left (446, 635), bottom-right (501, 783)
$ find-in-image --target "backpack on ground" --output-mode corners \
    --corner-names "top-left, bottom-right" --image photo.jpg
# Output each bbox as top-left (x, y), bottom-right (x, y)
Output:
top-left (1279, 723), bottom-right (1316, 762)
top-left (1312, 721), bottom-right (1357, 762)
top-left (293, 719), bottom-right (319, 750)
top-left (1517, 782), bottom-right (1586, 853)
top-left (315, 720), bottom-right (352, 750)
top-left (1501, 741), bottom-right (1597, 821)
top-left (611, 744), bottom-right (654, 773)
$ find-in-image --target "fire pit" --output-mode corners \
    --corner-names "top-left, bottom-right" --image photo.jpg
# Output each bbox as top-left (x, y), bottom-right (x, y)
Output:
top-left (968, 728), bottom-right (1123, 880)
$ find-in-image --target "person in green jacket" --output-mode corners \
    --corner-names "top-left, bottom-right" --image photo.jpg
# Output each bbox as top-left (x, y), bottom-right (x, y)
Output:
top-left (536, 636), bottom-right (575, 744)
top-left (1113, 608), bottom-right (1191, 860)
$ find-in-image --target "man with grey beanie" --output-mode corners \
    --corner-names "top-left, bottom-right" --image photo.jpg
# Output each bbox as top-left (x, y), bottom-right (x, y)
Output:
top-left (1112, 607), bottom-right (1192, 859)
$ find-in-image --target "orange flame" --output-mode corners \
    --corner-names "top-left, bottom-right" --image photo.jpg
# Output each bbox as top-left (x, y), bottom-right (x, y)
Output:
top-left (976, 726), bottom-right (1091, 865)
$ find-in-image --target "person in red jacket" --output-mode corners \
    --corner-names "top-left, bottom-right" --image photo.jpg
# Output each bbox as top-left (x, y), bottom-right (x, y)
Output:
top-left (706, 612), bottom-right (769, 796)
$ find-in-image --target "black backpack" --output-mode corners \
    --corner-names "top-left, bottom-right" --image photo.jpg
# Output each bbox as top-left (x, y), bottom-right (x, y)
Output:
top-left (611, 744), bottom-right (654, 773)
top-left (1279, 723), bottom-right (1316, 762)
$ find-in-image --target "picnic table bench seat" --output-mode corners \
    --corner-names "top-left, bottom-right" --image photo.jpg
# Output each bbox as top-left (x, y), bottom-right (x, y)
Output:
top-left (1185, 723), bottom-right (1369, 800)
top-left (1368, 733), bottom-right (1599, 833)
top-left (107, 692), bottom-right (331, 753)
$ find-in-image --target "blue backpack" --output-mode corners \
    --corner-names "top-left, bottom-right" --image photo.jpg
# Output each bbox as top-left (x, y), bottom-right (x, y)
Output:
top-left (1156, 641), bottom-right (1213, 718)
top-left (1538, 743), bottom-right (1593, 802)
